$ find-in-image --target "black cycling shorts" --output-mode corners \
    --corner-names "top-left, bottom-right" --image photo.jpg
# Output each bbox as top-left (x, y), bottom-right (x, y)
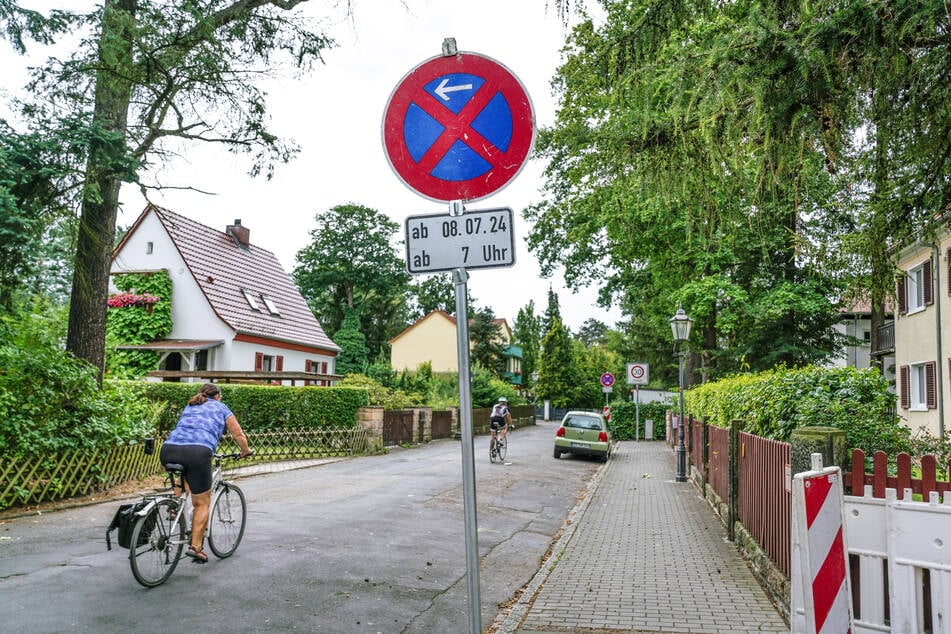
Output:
top-left (490, 418), bottom-right (507, 430)
top-left (159, 443), bottom-right (214, 494)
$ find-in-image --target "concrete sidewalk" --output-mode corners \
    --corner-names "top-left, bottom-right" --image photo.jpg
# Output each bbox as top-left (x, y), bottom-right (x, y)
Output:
top-left (497, 441), bottom-right (788, 634)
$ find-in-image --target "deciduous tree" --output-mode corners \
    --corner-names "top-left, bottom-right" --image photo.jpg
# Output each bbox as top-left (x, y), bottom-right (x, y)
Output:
top-left (6, 0), bottom-right (340, 381)
top-left (293, 203), bottom-right (411, 360)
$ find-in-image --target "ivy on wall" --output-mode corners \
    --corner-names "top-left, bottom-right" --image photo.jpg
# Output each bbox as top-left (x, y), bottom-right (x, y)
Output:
top-left (106, 270), bottom-right (173, 379)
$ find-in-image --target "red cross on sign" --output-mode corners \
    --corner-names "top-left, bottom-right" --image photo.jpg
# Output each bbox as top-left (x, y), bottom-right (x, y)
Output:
top-left (382, 52), bottom-right (535, 202)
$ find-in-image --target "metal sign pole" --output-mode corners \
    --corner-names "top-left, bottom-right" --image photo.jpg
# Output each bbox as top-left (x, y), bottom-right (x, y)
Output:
top-left (635, 385), bottom-right (640, 441)
top-left (450, 200), bottom-right (482, 634)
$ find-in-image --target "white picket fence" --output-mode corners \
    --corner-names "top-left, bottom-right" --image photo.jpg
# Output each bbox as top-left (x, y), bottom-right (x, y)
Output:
top-left (846, 487), bottom-right (951, 634)
top-left (791, 454), bottom-right (951, 634)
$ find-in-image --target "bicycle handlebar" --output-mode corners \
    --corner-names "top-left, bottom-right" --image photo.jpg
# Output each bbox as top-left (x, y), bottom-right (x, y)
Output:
top-left (215, 450), bottom-right (254, 460)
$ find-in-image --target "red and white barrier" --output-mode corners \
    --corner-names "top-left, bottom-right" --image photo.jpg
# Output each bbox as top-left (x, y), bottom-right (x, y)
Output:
top-left (791, 456), bottom-right (853, 634)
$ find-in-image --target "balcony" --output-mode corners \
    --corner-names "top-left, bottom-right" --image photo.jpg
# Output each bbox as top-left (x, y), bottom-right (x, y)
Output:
top-left (871, 321), bottom-right (894, 356)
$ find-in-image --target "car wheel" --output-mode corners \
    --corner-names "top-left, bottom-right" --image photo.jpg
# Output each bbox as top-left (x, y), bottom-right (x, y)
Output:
top-left (553, 447), bottom-right (561, 459)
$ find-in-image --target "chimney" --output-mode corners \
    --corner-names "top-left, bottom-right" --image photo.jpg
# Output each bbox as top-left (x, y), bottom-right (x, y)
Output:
top-left (226, 219), bottom-right (250, 250)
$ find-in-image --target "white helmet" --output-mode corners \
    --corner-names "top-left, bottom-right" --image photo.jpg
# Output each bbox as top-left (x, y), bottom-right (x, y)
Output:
top-left (498, 397), bottom-right (507, 403)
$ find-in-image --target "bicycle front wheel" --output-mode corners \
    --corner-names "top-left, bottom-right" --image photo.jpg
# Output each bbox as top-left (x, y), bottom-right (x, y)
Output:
top-left (497, 436), bottom-right (507, 461)
top-left (208, 482), bottom-right (246, 558)
top-left (129, 499), bottom-right (185, 588)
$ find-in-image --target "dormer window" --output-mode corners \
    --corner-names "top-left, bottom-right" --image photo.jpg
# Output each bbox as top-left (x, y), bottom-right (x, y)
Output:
top-left (261, 295), bottom-right (280, 315)
top-left (242, 289), bottom-right (261, 311)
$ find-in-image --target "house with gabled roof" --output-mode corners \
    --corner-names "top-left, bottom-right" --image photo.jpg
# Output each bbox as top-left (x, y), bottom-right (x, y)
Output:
top-left (110, 204), bottom-right (340, 383)
top-left (389, 310), bottom-right (523, 387)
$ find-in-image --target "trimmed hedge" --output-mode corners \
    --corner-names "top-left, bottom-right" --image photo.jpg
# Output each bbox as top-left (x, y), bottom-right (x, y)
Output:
top-left (112, 381), bottom-right (370, 433)
top-left (682, 365), bottom-right (911, 458)
top-left (607, 399), bottom-right (672, 440)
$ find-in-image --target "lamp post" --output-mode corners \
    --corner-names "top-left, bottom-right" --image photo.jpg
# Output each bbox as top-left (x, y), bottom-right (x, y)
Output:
top-left (531, 370), bottom-right (538, 404)
top-left (669, 306), bottom-right (692, 483)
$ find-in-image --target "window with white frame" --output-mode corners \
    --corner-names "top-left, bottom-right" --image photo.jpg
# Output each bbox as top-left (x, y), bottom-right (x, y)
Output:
top-left (910, 363), bottom-right (928, 409)
top-left (907, 265), bottom-right (925, 312)
top-left (900, 361), bottom-right (936, 410)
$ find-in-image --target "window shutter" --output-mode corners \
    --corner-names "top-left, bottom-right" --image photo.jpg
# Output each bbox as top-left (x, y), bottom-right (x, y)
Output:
top-left (926, 361), bottom-right (937, 409)
top-left (321, 361), bottom-right (328, 373)
top-left (924, 259), bottom-right (934, 306)
top-left (947, 249), bottom-right (951, 295)
top-left (276, 355), bottom-right (284, 371)
top-left (897, 276), bottom-right (907, 314)
top-left (305, 360), bottom-right (312, 372)
top-left (899, 365), bottom-right (910, 409)
top-left (254, 352), bottom-right (263, 372)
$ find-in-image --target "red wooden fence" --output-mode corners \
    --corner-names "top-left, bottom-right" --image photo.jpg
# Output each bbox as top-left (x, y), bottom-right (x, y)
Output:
top-left (844, 449), bottom-right (951, 500)
top-left (737, 432), bottom-right (791, 576)
top-left (707, 425), bottom-right (729, 502)
top-left (675, 417), bottom-right (951, 585)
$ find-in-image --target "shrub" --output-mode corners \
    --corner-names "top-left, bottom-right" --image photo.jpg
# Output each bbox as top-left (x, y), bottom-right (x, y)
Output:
top-left (114, 381), bottom-right (371, 432)
top-left (684, 365), bottom-right (910, 458)
top-left (607, 399), bottom-right (672, 440)
top-left (0, 303), bottom-right (162, 454)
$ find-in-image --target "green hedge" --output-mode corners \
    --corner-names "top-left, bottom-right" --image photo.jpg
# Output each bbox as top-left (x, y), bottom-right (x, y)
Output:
top-left (682, 365), bottom-right (911, 458)
top-left (607, 399), bottom-right (672, 440)
top-left (112, 381), bottom-right (370, 433)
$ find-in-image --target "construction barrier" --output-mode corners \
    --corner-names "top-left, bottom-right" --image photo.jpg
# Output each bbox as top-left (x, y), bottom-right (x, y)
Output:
top-left (791, 454), bottom-right (853, 634)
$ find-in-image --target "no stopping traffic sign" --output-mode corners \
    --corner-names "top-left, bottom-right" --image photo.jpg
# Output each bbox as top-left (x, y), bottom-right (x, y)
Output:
top-left (382, 52), bottom-right (535, 202)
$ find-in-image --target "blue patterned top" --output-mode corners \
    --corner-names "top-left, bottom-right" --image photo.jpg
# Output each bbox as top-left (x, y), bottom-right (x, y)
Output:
top-left (164, 399), bottom-right (233, 451)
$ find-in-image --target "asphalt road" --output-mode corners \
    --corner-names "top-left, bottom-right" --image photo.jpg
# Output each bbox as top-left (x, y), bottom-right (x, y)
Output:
top-left (0, 421), bottom-right (600, 633)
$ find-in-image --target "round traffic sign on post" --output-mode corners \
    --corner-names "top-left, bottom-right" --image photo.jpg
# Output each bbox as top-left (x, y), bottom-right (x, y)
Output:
top-left (627, 362), bottom-right (649, 385)
top-left (600, 372), bottom-right (615, 388)
top-left (382, 52), bottom-right (535, 202)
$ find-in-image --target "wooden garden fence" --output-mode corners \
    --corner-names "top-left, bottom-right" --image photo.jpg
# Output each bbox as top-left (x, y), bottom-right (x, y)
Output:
top-left (1, 426), bottom-right (369, 511)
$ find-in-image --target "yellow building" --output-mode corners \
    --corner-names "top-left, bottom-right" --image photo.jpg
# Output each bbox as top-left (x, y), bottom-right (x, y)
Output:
top-left (893, 229), bottom-right (950, 438)
top-left (389, 310), bottom-right (523, 385)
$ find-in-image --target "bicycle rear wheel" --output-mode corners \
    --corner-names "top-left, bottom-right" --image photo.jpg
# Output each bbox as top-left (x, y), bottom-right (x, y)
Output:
top-left (129, 499), bottom-right (185, 587)
top-left (497, 435), bottom-right (507, 461)
top-left (489, 436), bottom-right (498, 463)
top-left (208, 482), bottom-right (246, 558)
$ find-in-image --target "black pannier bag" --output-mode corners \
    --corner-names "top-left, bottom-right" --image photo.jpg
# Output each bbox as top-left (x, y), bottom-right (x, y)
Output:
top-left (106, 501), bottom-right (154, 550)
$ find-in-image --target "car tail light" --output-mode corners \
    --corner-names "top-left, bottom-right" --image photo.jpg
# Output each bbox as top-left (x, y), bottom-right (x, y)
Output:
top-left (598, 431), bottom-right (608, 442)
top-left (556, 427), bottom-right (565, 437)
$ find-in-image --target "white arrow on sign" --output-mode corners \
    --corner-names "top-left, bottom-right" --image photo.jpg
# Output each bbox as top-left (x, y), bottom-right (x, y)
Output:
top-left (434, 78), bottom-right (474, 101)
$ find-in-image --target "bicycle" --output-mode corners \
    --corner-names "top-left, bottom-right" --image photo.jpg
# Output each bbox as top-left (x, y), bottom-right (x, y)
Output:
top-left (489, 423), bottom-right (508, 463)
top-left (128, 452), bottom-right (248, 587)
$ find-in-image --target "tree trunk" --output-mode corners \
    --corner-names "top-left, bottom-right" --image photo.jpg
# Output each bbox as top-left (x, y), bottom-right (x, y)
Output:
top-left (65, 0), bottom-right (137, 383)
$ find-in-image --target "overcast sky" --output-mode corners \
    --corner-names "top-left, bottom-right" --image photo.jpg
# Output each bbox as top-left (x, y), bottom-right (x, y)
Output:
top-left (4, 1), bottom-right (621, 331)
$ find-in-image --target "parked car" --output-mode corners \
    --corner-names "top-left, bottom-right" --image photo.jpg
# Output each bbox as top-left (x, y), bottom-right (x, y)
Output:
top-left (553, 411), bottom-right (613, 462)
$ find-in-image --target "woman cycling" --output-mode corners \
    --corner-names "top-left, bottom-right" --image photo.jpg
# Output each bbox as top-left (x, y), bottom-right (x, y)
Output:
top-left (159, 383), bottom-right (251, 563)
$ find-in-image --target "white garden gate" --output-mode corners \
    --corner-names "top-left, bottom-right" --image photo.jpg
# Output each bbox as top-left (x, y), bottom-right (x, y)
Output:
top-left (792, 454), bottom-right (951, 634)
top-left (845, 487), bottom-right (951, 634)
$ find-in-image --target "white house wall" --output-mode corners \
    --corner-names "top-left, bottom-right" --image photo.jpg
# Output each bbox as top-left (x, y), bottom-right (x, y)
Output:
top-left (231, 340), bottom-right (335, 378)
top-left (111, 211), bottom-right (235, 366)
top-left (830, 318), bottom-right (872, 369)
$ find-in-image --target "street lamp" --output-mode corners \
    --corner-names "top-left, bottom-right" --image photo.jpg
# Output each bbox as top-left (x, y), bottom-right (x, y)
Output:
top-left (531, 371), bottom-right (539, 404)
top-left (669, 306), bottom-right (692, 483)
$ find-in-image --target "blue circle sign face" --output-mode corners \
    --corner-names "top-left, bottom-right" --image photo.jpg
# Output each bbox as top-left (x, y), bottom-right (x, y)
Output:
top-left (382, 52), bottom-right (535, 203)
top-left (600, 373), bottom-right (615, 387)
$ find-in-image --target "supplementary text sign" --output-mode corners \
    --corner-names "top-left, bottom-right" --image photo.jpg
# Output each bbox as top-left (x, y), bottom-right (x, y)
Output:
top-left (405, 207), bottom-right (515, 273)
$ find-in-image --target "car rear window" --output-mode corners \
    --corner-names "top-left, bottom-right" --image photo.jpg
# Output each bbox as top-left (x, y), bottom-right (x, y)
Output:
top-left (563, 416), bottom-right (602, 430)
